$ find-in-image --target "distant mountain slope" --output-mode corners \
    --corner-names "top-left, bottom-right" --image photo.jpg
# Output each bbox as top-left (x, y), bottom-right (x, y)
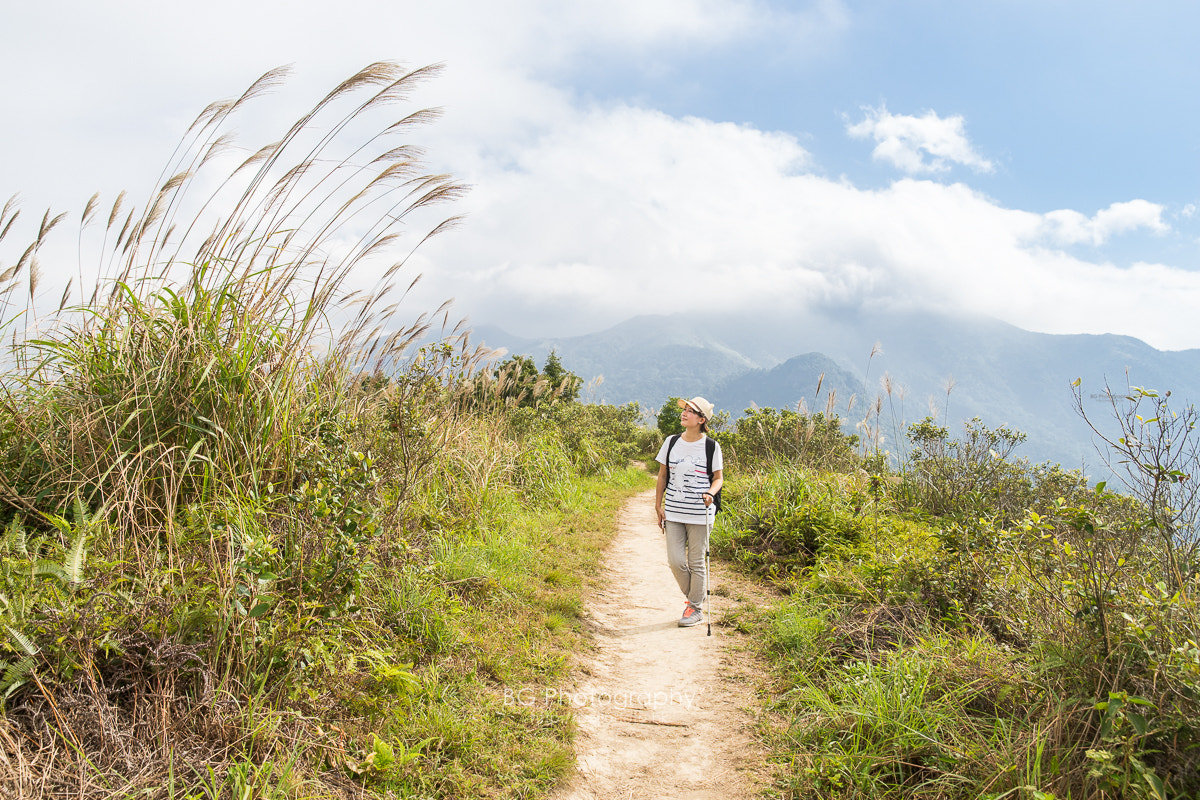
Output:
top-left (470, 319), bottom-right (756, 405)
top-left (469, 309), bottom-right (1200, 478)
top-left (712, 353), bottom-right (866, 417)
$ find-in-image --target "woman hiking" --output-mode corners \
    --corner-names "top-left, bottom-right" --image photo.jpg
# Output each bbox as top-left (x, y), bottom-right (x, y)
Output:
top-left (654, 397), bottom-right (724, 627)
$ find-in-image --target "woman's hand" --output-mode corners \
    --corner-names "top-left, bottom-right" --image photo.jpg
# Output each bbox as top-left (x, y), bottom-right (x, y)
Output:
top-left (702, 492), bottom-right (714, 508)
top-left (655, 504), bottom-right (666, 530)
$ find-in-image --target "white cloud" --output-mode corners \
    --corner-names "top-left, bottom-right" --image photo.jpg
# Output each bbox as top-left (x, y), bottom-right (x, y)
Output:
top-left (6, 0), bottom-right (1200, 355)
top-left (0, 0), bottom-right (849, 220)
top-left (402, 98), bottom-right (1200, 350)
top-left (1040, 200), bottom-right (1169, 246)
top-left (846, 105), bottom-right (995, 175)
top-left (407, 106), bottom-right (821, 330)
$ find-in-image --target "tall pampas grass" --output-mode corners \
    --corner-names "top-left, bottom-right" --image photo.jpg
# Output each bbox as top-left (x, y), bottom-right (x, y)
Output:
top-left (0, 62), bottom-right (466, 541)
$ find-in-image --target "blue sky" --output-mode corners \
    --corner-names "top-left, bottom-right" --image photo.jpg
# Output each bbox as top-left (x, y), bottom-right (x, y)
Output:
top-left (4, 0), bottom-right (1200, 349)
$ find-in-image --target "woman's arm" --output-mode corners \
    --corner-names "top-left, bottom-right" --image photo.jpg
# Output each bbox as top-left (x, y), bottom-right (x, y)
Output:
top-left (654, 464), bottom-right (668, 527)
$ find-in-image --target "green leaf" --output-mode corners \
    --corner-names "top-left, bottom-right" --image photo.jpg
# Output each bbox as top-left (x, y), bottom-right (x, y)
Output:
top-left (5, 627), bottom-right (38, 656)
top-left (247, 601), bottom-right (272, 619)
top-left (32, 560), bottom-right (67, 584)
top-left (394, 737), bottom-right (433, 768)
top-left (371, 735), bottom-right (395, 770)
top-left (64, 530), bottom-right (87, 584)
top-left (1, 655), bottom-right (35, 697)
top-left (1144, 770), bottom-right (1166, 800)
top-left (6, 518), bottom-right (29, 559)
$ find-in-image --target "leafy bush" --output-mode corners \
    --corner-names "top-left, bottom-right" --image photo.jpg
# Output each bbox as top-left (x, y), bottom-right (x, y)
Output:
top-left (1073, 381), bottom-right (1200, 584)
top-left (725, 427), bottom-right (1200, 797)
top-left (899, 416), bottom-right (1090, 524)
top-left (0, 508), bottom-right (92, 705)
top-left (503, 401), bottom-right (647, 476)
top-left (657, 396), bottom-right (684, 436)
top-left (717, 407), bottom-right (858, 472)
top-left (716, 467), bottom-right (869, 580)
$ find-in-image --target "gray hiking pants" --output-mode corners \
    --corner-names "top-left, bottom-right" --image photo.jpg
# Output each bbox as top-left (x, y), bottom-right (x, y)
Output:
top-left (664, 520), bottom-right (708, 608)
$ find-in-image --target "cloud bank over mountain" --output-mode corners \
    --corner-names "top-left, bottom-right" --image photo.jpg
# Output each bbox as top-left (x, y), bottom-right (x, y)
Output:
top-left (413, 103), bottom-right (1198, 348)
top-left (4, 1), bottom-right (1200, 350)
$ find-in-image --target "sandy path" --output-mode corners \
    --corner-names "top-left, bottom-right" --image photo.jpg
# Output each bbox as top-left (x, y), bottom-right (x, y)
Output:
top-left (550, 489), bottom-right (772, 800)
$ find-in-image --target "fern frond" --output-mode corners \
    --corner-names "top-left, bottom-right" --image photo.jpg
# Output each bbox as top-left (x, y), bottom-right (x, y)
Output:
top-left (5, 626), bottom-right (38, 656)
top-left (1, 655), bottom-right (36, 698)
top-left (5, 517), bottom-right (28, 559)
top-left (65, 530), bottom-right (87, 584)
top-left (32, 560), bottom-right (67, 584)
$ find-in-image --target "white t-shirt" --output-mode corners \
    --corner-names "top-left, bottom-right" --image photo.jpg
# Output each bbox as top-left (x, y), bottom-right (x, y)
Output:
top-left (656, 434), bottom-right (723, 524)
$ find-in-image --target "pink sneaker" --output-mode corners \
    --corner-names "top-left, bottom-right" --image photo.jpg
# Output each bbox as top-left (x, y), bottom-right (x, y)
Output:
top-left (678, 602), bottom-right (703, 627)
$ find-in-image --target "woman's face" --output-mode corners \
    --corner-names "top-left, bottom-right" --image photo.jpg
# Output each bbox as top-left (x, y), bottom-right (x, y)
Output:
top-left (681, 406), bottom-right (705, 428)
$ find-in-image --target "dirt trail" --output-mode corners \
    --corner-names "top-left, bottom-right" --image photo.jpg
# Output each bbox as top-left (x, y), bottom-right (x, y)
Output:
top-left (550, 489), bottom-right (774, 800)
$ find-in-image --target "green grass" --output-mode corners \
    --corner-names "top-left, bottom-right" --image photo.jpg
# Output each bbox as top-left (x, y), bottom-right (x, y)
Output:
top-left (373, 468), bottom-right (652, 798)
top-left (34, 466), bottom-right (651, 800)
top-left (0, 62), bottom-right (660, 799)
top-left (716, 456), bottom-right (1200, 799)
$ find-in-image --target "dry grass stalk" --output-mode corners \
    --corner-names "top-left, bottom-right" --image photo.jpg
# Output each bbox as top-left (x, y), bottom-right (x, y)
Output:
top-left (0, 63), bottom-right (471, 797)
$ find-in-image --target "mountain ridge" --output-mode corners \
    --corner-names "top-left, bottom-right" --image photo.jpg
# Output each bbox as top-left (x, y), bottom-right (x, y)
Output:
top-left (468, 309), bottom-right (1200, 477)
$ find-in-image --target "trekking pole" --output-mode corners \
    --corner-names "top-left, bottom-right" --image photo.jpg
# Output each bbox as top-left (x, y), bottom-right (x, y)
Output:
top-left (705, 512), bottom-right (713, 637)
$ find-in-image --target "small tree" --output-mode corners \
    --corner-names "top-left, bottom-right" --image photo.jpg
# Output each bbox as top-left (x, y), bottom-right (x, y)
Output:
top-left (657, 397), bottom-right (683, 436)
top-left (1072, 379), bottom-right (1200, 584)
top-left (463, 351), bottom-right (581, 410)
top-left (656, 396), bottom-right (728, 436)
top-left (542, 350), bottom-right (581, 403)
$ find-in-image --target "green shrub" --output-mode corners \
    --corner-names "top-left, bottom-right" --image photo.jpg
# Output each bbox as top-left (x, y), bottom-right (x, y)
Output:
top-left (717, 407), bottom-right (858, 473)
top-left (724, 426), bottom-right (1200, 798)
top-left (716, 467), bottom-right (870, 581)
top-left (656, 396), bottom-right (684, 436)
top-left (1073, 381), bottom-right (1200, 586)
top-left (504, 401), bottom-right (647, 475)
top-left (899, 416), bottom-right (1090, 524)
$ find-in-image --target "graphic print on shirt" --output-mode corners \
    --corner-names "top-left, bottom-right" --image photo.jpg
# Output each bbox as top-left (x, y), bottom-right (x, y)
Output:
top-left (660, 437), bottom-right (717, 523)
top-left (673, 452), bottom-right (704, 500)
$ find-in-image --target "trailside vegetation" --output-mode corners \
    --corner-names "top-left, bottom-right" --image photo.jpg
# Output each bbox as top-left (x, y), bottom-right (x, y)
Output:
top-left (463, 350), bottom-right (583, 411)
top-left (0, 66), bottom-right (654, 799)
top-left (6, 58), bottom-right (1200, 800)
top-left (714, 390), bottom-right (1200, 799)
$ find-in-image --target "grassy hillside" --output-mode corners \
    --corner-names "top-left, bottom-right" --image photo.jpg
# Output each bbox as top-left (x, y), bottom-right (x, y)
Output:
top-left (0, 65), bottom-right (659, 799)
top-left (711, 403), bottom-right (1200, 799)
top-left (6, 61), bottom-right (1200, 800)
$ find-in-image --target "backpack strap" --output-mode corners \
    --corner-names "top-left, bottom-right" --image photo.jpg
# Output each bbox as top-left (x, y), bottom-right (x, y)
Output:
top-left (663, 434), bottom-right (681, 491)
top-left (704, 437), bottom-right (722, 513)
